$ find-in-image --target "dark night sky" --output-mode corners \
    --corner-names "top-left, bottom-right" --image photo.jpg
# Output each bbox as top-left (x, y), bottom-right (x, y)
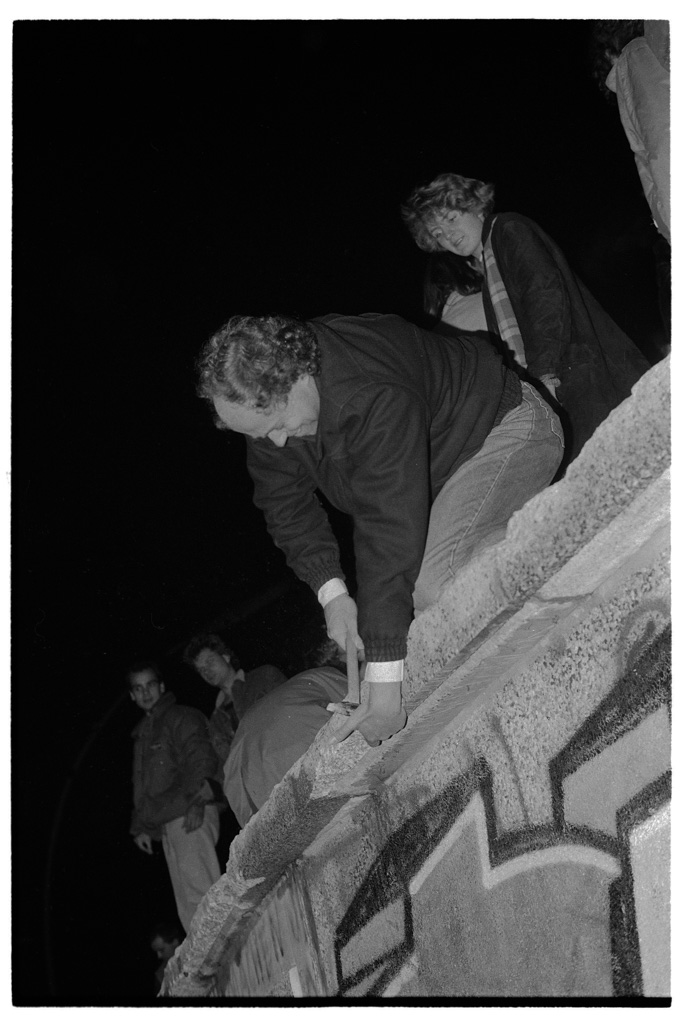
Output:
top-left (12, 16), bottom-right (667, 1004)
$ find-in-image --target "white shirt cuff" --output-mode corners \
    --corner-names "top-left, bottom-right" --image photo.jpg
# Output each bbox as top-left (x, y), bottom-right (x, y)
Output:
top-left (364, 660), bottom-right (404, 683)
top-left (317, 577), bottom-right (349, 607)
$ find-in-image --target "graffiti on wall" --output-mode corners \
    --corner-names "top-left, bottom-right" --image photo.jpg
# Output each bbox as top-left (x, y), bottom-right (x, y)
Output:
top-left (550, 610), bottom-right (671, 997)
top-left (333, 625), bottom-right (671, 998)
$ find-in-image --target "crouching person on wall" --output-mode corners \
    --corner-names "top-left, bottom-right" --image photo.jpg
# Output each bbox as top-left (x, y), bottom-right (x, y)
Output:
top-left (223, 639), bottom-right (349, 826)
top-left (195, 313), bottom-right (564, 748)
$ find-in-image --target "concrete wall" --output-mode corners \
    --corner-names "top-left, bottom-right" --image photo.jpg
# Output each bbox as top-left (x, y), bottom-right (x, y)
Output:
top-left (163, 357), bottom-right (670, 999)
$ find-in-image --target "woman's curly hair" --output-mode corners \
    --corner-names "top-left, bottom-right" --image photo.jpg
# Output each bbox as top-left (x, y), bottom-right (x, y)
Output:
top-left (196, 314), bottom-right (322, 411)
top-left (401, 173), bottom-right (495, 252)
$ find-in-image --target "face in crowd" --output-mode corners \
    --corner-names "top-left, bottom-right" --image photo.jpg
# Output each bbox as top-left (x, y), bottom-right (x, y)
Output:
top-left (427, 207), bottom-right (485, 261)
top-left (129, 668), bottom-right (165, 713)
top-left (151, 934), bottom-right (180, 963)
top-left (192, 648), bottom-right (235, 689)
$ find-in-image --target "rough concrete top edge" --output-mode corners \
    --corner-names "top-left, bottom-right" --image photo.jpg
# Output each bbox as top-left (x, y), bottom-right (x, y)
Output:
top-left (165, 356), bottom-right (670, 994)
top-left (164, 725), bottom-right (368, 993)
top-left (404, 356), bottom-right (670, 688)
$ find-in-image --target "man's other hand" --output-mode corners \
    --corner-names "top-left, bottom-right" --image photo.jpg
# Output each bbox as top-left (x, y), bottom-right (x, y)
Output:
top-left (183, 801), bottom-right (205, 833)
top-left (324, 593), bottom-right (364, 654)
top-left (196, 779), bottom-right (215, 803)
top-left (134, 832), bottom-right (153, 854)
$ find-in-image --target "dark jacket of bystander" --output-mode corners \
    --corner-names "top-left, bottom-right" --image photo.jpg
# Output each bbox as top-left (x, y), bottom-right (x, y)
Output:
top-left (130, 691), bottom-right (219, 839)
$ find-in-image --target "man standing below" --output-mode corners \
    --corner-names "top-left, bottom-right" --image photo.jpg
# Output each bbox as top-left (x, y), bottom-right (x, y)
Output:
top-left (183, 633), bottom-right (286, 767)
top-left (128, 659), bottom-right (222, 933)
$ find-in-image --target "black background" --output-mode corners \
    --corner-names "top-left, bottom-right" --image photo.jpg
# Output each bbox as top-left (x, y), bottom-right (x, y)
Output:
top-left (12, 18), bottom-right (665, 1004)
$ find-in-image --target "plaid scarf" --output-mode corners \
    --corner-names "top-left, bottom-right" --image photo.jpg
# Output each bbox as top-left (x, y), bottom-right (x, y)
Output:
top-left (482, 217), bottom-right (527, 369)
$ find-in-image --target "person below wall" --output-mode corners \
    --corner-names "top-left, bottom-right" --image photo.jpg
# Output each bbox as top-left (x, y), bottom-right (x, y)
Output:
top-left (148, 920), bottom-right (183, 995)
top-left (128, 659), bottom-right (222, 933)
top-left (223, 642), bottom-right (349, 826)
top-left (183, 631), bottom-right (286, 768)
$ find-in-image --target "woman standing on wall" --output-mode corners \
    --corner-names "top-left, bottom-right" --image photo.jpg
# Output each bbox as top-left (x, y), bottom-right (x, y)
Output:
top-left (402, 172), bottom-right (651, 466)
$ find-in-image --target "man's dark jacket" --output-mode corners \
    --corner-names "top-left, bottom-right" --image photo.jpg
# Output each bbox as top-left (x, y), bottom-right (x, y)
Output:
top-left (130, 691), bottom-right (219, 839)
top-left (246, 313), bottom-right (520, 662)
top-left (482, 212), bottom-right (651, 462)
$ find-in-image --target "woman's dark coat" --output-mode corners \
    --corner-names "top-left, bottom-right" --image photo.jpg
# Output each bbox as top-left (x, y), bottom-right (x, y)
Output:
top-left (482, 212), bottom-right (651, 462)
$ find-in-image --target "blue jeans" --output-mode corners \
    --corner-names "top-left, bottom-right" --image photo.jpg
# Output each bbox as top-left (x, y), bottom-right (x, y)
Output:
top-left (412, 382), bottom-right (564, 614)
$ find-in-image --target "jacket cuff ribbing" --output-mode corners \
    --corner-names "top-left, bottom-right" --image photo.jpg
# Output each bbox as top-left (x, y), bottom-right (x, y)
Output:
top-left (363, 635), bottom-right (408, 662)
top-left (300, 560), bottom-right (345, 595)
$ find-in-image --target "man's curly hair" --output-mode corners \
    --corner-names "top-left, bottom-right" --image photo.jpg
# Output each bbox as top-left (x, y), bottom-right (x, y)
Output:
top-left (401, 173), bottom-right (495, 253)
top-left (196, 314), bottom-right (322, 411)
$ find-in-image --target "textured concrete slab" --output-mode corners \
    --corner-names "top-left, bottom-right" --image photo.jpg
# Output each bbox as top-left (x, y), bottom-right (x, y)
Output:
top-left (404, 357), bottom-right (670, 692)
top-left (314, 529), bottom-right (668, 805)
top-left (162, 357), bottom-right (670, 998)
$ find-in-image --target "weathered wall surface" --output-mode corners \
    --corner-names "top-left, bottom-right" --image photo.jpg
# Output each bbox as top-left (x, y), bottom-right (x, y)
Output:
top-left (163, 357), bottom-right (670, 1000)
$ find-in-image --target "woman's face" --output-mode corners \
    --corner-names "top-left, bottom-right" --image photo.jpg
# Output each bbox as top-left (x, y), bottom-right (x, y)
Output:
top-left (428, 208), bottom-right (485, 260)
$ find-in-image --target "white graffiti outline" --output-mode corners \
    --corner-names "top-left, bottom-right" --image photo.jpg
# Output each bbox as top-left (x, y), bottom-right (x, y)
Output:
top-left (410, 791), bottom-right (621, 898)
